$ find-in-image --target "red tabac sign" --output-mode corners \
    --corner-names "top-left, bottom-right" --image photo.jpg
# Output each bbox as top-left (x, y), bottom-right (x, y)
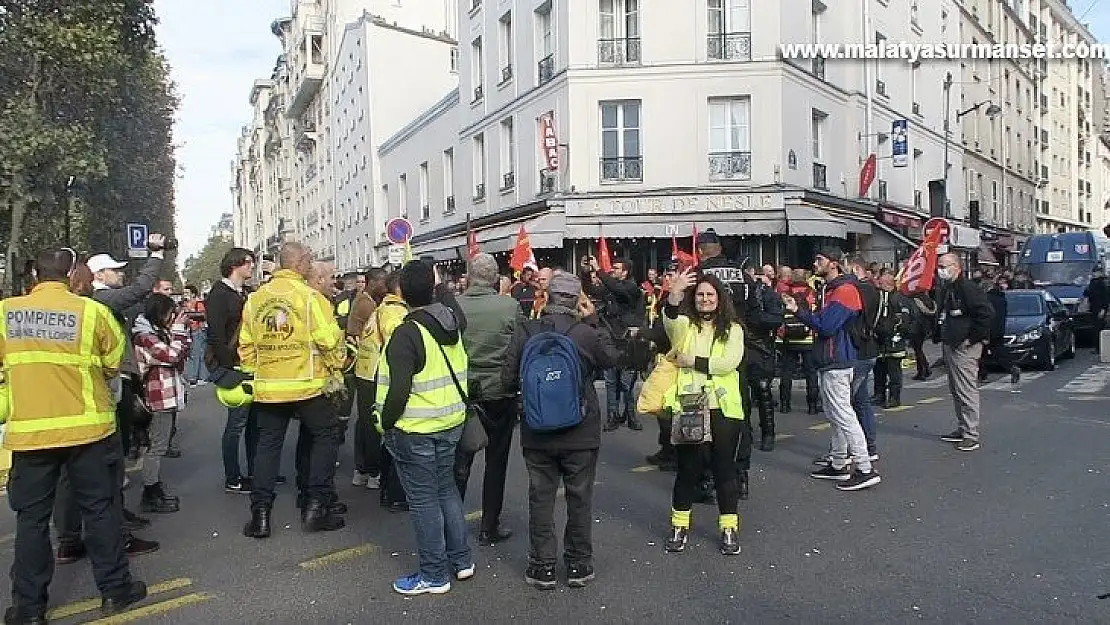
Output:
top-left (540, 113), bottom-right (559, 171)
top-left (859, 153), bottom-right (877, 197)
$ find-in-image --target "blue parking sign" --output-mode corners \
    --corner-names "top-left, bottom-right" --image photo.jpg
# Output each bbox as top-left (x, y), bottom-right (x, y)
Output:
top-left (127, 223), bottom-right (148, 257)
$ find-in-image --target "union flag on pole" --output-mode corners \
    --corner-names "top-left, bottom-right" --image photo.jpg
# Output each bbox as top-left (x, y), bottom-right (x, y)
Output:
top-left (899, 218), bottom-right (950, 295)
top-left (597, 237), bottom-right (613, 273)
top-left (466, 214), bottom-right (480, 259)
top-left (510, 224), bottom-right (537, 273)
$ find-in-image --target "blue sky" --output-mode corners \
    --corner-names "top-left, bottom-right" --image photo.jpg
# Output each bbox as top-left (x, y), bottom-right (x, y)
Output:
top-left (155, 0), bottom-right (288, 263)
top-left (1082, 1), bottom-right (1110, 41)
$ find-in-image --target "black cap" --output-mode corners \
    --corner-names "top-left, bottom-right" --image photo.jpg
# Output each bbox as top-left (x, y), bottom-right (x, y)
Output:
top-left (696, 228), bottom-right (720, 245)
top-left (815, 247), bottom-right (844, 264)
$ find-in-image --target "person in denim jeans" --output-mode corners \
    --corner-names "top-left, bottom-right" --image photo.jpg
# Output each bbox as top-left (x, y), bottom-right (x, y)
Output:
top-left (181, 285), bottom-right (208, 386)
top-left (376, 261), bottom-right (471, 596)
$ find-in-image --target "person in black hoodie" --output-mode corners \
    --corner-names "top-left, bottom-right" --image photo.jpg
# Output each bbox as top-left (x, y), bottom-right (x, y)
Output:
top-left (588, 256), bottom-right (644, 431)
top-left (844, 256), bottom-right (881, 461)
top-left (502, 271), bottom-right (622, 591)
top-left (979, 277), bottom-right (1019, 384)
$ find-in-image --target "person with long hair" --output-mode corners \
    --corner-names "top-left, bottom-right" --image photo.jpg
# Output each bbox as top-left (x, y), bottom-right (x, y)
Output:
top-left (661, 269), bottom-right (747, 556)
top-left (132, 294), bottom-right (191, 514)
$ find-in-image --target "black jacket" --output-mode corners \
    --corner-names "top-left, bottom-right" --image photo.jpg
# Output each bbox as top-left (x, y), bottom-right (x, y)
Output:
top-left (1085, 276), bottom-right (1109, 311)
top-left (852, 277), bottom-right (881, 360)
top-left (699, 255), bottom-right (748, 316)
top-left (597, 272), bottom-right (644, 335)
top-left (205, 280), bottom-right (249, 370)
top-left (935, 277), bottom-right (994, 347)
top-left (501, 312), bottom-right (622, 451)
top-left (986, 288), bottom-right (1008, 343)
top-left (379, 287), bottom-right (467, 432)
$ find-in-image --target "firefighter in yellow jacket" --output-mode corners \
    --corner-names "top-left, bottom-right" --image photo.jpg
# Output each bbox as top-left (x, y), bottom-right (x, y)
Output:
top-left (1, 248), bottom-right (148, 622)
top-left (239, 242), bottom-right (346, 539)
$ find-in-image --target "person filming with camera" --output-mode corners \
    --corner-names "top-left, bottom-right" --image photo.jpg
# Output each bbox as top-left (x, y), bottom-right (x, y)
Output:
top-left (585, 255), bottom-right (645, 432)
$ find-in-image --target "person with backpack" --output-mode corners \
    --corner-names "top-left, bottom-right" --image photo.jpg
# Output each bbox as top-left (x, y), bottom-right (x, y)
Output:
top-left (844, 255), bottom-right (881, 461)
top-left (872, 274), bottom-right (914, 409)
top-left (657, 269), bottom-right (746, 555)
top-left (501, 271), bottom-right (622, 591)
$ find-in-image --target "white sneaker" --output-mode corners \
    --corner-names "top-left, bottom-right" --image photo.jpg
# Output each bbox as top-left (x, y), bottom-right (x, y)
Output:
top-left (366, 474), bottom-right (381, 490)
top-left (352, 470), bottom-right (369, 487)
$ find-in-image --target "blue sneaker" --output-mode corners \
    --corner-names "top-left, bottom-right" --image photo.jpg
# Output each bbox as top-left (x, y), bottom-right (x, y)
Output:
top-left (392, 573), bottom-right (451, 596)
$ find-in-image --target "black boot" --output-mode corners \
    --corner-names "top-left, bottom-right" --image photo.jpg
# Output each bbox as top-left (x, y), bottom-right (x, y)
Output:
top-left (779, 393), bottom-right (792, 414)
top-left (603, 414), bottom-right (622, 432)
top-left (626, 412), bottom-right (643, 431)
top-left (759, 429), bottom-right (775, 452)
top-left (100, 581), bottom-right (148, 616)
top-left (140, 484), bottom-right (179, 514)
top-left (243, 505), bottom-right (272, 538)
top-left (739, 470), bottom-right (750, 500)
top-left (302, 500), bottom-right (346, 533)
top-left (885, 388), bottom-right (901, 409)
top-left (807, 400), bottom-right (819, 415)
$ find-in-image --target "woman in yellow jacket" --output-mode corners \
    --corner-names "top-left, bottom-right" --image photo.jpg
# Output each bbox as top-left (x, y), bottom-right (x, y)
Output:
top-left (660, 269), bottom-right (746, 556)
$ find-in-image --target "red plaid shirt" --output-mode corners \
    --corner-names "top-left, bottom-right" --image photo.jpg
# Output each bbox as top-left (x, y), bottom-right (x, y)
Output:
top-left (133, 317), bottom-right (191, 412)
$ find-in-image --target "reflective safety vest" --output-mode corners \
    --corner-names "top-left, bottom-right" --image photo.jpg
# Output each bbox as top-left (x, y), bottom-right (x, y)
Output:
top-left (0, 282), bottom-right (124, 451)
top-left (355, 295), bottom-right (408, 381)
top-left (335, 298), bottom-right (351, 319)
top-left (375, 320), bottom-right (468, 434)
top-left (238, 270), bottom-right (344, 403)
top-left (664, 322), bottom-right (746, 421)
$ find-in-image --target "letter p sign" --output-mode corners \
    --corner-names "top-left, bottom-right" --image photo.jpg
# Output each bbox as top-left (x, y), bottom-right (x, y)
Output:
top-left (126, 223), bottom-right (149, 258)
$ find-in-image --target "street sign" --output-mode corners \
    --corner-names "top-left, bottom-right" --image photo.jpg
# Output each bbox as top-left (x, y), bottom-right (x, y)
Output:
top-left (387, 245), bottom-right (405, 265)
top-left (127, 223), bottom-right (149, 259)
top-left (891, 119), bottom-right (909, 168)
top-left (385, 218), bottom-right (413, 245)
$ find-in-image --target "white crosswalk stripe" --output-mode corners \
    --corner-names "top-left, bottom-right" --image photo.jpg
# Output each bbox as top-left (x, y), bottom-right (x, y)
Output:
top-left (904, 371), bottom-right (1046, 391)
top-left (1058, 364), bottom-right (1110, 394)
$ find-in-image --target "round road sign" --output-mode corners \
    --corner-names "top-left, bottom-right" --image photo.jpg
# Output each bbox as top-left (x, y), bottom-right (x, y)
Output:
top-left (386, 218), bottom-right (413, 245)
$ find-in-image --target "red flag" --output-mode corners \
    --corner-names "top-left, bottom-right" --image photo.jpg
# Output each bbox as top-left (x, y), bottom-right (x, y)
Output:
top-left (510, 224), bottom-right (537, 273)
top-left (900, 218), bottom-right (950, 295)
top-left (859, 153), bottom-right (877, 197)
top-left (466, 215), bottom-right (480, 259)
top-left (597, 237), bottom-right (613, 273)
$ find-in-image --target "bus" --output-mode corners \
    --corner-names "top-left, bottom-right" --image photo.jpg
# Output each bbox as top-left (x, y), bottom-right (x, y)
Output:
top-left (1016, 230), bottom-right (1110, 338)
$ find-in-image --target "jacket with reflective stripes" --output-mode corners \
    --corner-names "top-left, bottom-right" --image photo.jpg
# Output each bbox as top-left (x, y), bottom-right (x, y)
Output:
top-left (663, 316), bottom-right (746, 421)
top-left (355, 295), bottom-right (408, 381)
top-left (375, 321), bottom-right (467, 434)
top-left (0, 282), bottom-right (124, 451)
top-left (238, 270), bottom-right (344, 403)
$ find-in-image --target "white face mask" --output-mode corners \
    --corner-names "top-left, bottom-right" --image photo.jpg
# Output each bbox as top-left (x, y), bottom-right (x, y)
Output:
top-left (937, 266), bottom-right (956, 282)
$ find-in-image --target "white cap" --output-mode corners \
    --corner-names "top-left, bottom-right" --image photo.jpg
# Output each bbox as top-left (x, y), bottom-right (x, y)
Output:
top-left (87, 254), bottom-right (127, 274)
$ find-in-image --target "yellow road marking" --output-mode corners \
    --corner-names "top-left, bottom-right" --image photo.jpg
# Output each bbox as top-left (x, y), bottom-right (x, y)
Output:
top-left (85, 592), bottom-right (213, 624)
top-left (465, 510), bottom-right (483, 521)
top-left (47, 578), bottom-right (193, 620)
top-left (883, 405), bottom-right (914, 412)
top-left (777, 434), bottom-right (796, 440)
top-left (917, 396), bottom-right (944, 405)
top-left (808, 422), bottom-right (831, 431)
top-left (298, 543), bottom-right (377, 570)
top-left (630, 465), bottom-right (659, 472)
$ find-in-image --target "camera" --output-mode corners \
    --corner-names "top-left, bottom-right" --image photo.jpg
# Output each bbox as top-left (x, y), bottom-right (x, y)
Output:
top-left (147, 236), bottom-right (179, 252)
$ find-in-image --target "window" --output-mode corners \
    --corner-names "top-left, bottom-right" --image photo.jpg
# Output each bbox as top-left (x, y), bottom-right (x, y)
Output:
top-left (500, 117), bottom-right (516, 190)
top-left (443, 148), bottom-right (455, 212)
top-left (472, 37), bottom-right (484, 103)
top-left (499, 12), bottom-right (513, 84)
top-left (599, 0), bottom-right (640, 65)
top-left (811, 109), bottom-right (828, 189)
top-left (810, 3), bottom-right (825, 79)
top-left (536, 5), bottom-right (554, 85)
top-left (419, 162), bottom-right (429, 221)
top-left (874, 31), bottom-right (887, 95)
top-left (398, 174), bottom-right (408, 218)
top-left (708, 97), bottom-right (752, 180)
top-left (600, 101), bottom-right (642, 182)
top-left (473, 134), bottom-right (487, 201)
top-left (707, 0), bottom-right (751, 61)
top-left (910, 62), bottom-right (920, 114)
top-left (991, 180), bottom-right (999, 219)
top-left (450, 46), bottom-right (459, 73)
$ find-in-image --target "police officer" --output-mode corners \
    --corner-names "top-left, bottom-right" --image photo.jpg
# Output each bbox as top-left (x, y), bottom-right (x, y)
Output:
top-left (743, 266), bottom-right (785, 451)
top-left (240, 242), bottom-right (346, 538)
top-left (778, 269), bottom-right (821, 415)
top-left (3, 248), bottom-right (147, 623)
top-left (873, 274), bottom-right (913, 408)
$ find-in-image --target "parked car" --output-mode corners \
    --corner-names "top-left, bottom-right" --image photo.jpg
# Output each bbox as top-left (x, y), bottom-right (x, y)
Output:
top-left (988, 289), bottom-right (1077, 371)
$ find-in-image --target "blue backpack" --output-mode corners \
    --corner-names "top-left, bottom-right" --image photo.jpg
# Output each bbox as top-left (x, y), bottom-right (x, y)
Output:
top-left (519, 321), bottom-right (585, 432)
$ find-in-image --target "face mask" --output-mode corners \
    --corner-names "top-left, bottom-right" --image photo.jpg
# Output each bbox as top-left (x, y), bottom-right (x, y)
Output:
top-left (937, 267), bottom-right (955, 281)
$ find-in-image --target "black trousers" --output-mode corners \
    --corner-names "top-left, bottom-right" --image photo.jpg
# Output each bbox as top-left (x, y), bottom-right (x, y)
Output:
top-left (251, 396), bottom-right (340, 508)
top-left (911, 334), bottom-right (930, 377)
top-left (353, 378), bottom-right (383, 476)
top-left (9, 435), bottom-right (132, 616)
top-left (656, 414), bottom-right (675, 457)
top-left (672, 411), bottom-right (742, 514)
top-left (778, 347), bottom-right (819, 405)
top-left (874, 356), bottom-right (904, 398)
top-left (736, 381), bottom-right (756, 472)
top-left (523, 448), bottom-right (598, 568)
top-left (454, 397), bottom-right (517, 531)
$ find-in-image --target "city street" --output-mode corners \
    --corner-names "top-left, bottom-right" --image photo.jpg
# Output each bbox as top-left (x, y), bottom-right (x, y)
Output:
top-left (2, 351), bottom-right (1110, 624)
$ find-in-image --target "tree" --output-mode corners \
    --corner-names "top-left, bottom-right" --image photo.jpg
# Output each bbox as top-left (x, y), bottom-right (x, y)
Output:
top-left (182, 236), bottom-right (234, 289)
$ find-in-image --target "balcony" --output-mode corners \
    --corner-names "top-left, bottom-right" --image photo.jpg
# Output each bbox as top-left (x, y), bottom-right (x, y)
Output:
top-left (287, 33), bottom-right (326, 119)
top-left (812, 162), bottom-right (828, 190)
top-left (707, 32), bottom-right (752, 61)
top-left (296, 119), bottom-right (318, 151)
top-left (472, 84), bottom-right (484, 104)
top-left (445, 196), bottom-right (456, 214)
top-left (539, 169), bottom-right (556, 194)
top-left (537, 54), bottom-right (555, 86)
top-left (708, 151), bottom-right (752, 181)
top-left (600, 156), bottom-right (643, 183)
top-left (499, 65), bottom-right (512, 85)
top-left (474, 183), bottom-right (486, 202)
top-left (811, 55), bottom-right (826, 80)
top-left (598, 38), bottom-right (641, 66)
top-left (501, 171), bottom-right (515, 191)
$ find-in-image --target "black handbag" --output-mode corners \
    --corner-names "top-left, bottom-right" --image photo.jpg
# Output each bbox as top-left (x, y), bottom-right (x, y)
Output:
top-left (431, 339), bottom-right (488, 454)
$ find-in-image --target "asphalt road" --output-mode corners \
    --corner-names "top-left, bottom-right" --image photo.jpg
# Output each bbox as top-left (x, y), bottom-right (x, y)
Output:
top-left (2, 349), bottom-right (1110, 624)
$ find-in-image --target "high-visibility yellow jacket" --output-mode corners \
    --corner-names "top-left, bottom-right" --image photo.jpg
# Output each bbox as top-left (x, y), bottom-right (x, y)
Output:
top-left (238, 269), bottom-right (344, 403)
top-left (0, 282), bottom-right (124, 451)
top-left (375, 320), bottom-right (467, 434)
top-left (662, 314), bottom-right (747, 421)
top-left (355, 294), bottom-right (408, 381)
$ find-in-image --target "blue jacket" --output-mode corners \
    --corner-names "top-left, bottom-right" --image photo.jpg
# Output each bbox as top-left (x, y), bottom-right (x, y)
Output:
top-left (797, 275), bottom-right (862, 370)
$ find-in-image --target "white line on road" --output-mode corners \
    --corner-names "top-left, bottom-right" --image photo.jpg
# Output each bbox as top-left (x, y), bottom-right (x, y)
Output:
top-left (1058, 364), bottom-right (1110, 394)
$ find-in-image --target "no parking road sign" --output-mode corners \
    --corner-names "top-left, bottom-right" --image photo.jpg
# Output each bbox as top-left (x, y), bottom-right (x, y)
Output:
top-left (385, 218), bottom-right (413, 245)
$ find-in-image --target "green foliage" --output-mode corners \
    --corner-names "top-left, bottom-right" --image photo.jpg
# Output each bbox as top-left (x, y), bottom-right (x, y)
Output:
top-left (182, 236), bottom-right (234, 288)
top-left (0, 0), bottom-right (176, 291)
